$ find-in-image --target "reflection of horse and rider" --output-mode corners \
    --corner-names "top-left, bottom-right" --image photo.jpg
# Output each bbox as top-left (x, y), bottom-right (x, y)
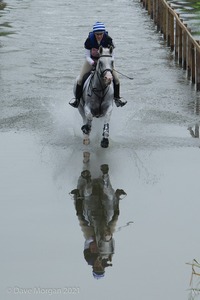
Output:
top-left (70, 152), bottom-right (126, 279)
top-left (70, 21), bottom-right (127, 109)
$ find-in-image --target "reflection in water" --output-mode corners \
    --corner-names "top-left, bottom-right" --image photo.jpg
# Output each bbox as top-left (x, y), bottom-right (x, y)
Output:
top-left (187, 95), bottom-right (200, 139)
top-left (0, 0), bottom-right (6, 10)
top-left (188, 124), bottom-right (199, 138)
top-left (0, 21), bottom-right (13, 37)
top-left (0, 1), bottom-right (13, 38)
top-left (186, 259), bottom-right (200, 300)
top-left (193, 97), bottom-right (200, 116)
top-left (70, 152), bottom-right (127, 279)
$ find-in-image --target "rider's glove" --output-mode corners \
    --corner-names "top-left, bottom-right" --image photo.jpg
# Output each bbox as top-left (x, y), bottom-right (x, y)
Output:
top-left (92, 61), bottom-right (97, 70)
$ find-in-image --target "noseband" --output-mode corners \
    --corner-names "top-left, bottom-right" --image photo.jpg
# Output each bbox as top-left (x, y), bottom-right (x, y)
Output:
top-left (101, 68), bottom-right (113, 77)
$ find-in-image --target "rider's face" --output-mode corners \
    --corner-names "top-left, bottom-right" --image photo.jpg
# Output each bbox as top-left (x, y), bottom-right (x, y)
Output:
top-left (95, 32), bottom-right (104, 42)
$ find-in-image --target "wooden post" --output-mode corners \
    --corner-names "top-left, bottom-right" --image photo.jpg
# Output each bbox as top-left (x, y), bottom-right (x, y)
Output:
top-left (192, 43), bottom-right (195, 83)
top-left (160, 1), bottom-right (163, 34)
top-left (157, 0), bottom-right (161, 32)
top-left (168, 8), bottom-right (174, 50)
top-left (175, 18), bottom-right (180, 61)
top-left (147, 0), bottom-right (151, 15)
top-left (196, 44), bottom-right (200, 91)
top-left (187, 34), bottom-right (192, 80)
top-left (150, 0), bottom-right (154, 19)
top-left (153, 0), bottom-right (156, 23)
top-left (179, 20), bottom-right (183, 66)
top-left (163, 4), bottom-right (167, 40)
top-left (166, 6), bottom-right (169, 45)
top-left (182, 24), bottom-right (187, 70)
top-left (152, 0), bottom-right (155, 22)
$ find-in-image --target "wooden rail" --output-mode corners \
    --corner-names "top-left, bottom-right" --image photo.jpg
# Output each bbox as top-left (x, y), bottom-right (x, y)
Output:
top-left (140, 0), bottom-right (200, 91)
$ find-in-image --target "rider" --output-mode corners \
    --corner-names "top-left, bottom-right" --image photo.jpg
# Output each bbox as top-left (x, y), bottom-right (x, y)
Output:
top-left (70, 21), bottom-right (127, 108)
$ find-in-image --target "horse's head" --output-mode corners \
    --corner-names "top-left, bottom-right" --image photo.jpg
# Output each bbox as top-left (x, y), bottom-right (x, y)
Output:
top-left (97, 46), bottom-right (114, 86)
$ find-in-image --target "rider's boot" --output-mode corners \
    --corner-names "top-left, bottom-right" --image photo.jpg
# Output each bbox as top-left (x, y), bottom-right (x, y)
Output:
top-left (69, 84), bottom-right (82, 108)
top-left (113, 83), bottom-right (127, 107)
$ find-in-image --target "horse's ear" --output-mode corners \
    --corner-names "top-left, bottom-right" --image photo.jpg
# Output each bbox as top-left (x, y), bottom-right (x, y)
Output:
top-left (109, 46), bottom-right (113, 55)
top-left (99, 46), bottom-right (103, 55)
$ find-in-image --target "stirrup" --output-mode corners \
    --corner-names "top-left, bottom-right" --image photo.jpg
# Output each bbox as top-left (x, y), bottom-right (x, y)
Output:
top-left (69, 98), bottom-right (79, 108)
top-left (114, 97), bottom-right (127, 107)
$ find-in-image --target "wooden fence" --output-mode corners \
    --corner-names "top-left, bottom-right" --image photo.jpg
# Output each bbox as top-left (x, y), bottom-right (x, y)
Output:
top-left (140, 0), bottom-right (200, 91)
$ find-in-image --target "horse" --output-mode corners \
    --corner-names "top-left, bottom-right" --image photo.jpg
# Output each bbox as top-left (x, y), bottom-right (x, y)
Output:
top-left (76, 46), bottom-right (114, 148)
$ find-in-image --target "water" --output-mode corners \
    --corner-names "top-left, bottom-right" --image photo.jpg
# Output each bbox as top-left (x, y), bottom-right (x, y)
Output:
top-left (1, 0), bottom-right (200, 299)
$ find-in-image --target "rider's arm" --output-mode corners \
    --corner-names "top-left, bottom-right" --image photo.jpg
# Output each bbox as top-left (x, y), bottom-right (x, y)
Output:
top-left (85, 49), bottom-right (95, 66)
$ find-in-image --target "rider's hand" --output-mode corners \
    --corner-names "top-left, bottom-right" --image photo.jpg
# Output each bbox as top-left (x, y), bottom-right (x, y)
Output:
top-left (92, 61), bottom-right (97, 69)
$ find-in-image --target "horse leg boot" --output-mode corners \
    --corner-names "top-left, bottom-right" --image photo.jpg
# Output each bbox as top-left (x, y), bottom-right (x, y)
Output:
top-left (113, 82), bottom-right (127, 107)
top-left (101, 123), bottom-right (109, 148)
top-left (70, 84), bottom-right (82, 108)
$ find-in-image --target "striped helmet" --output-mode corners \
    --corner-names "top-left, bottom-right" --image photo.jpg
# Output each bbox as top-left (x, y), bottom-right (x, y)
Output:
top-left (93, 22), bottom-right (106, 33)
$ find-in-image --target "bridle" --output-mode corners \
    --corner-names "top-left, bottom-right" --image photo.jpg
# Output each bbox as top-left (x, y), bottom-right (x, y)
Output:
top-left (86, 51), bottom-right (114, 101)
top-left (97, 54), bottom-right (113, 78)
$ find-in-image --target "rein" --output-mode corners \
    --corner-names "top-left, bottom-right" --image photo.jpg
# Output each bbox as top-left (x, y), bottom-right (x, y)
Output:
top-left (99, 54), bottom-right (134, 80)
top-left (89, 71), bottom-right (110, 99)
top-left (88, 67), bottom-right (111, 100)
top-left (113, 68), bottom-right (134, 80)
top-left (86, 51), bottom-right (113, 101)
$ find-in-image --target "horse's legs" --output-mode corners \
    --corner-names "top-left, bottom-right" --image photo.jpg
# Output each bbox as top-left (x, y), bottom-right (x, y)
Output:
top-left (103, 123), bottom-right (109, 138)
top-left (81, 119), bottom-right (92, 134)
top-left (101, 123), bottom-right (109, 148)
top-left (78, 104), bottom-right (92, 145)
top-left (101, 105), bottom-right (113, 148)
top-left (82, 113), bottom-right (92, 145)
top-left (82, 121), bottom-right (91, 145)
top-left (83, 151), bottom-right (90, 164)
top-left (83, 132), bottom-right (90, 145)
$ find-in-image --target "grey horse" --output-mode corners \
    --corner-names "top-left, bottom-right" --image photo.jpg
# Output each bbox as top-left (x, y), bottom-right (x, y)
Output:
top-left (76, 46), bottom-right (114, 148)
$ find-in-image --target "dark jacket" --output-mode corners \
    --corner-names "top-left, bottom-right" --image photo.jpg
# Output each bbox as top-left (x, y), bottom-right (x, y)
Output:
top-left (84, 32), bottom-right (114, 50)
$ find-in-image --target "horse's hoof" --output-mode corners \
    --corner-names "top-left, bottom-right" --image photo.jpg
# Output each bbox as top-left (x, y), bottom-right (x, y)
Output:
top-left (69, 98), bottom-right (79, 108)
top-left (101, 164), bottom-right (109, 174)
top-left (83, 152), bottom-right (90, 163)
top-left (81, 170), bottom-right (91, 180)
top-left (83, 136), bottom-right (90, 145)
top-left (101, 138), bottom-right (109, 148)
top-left (81, 124), bottom-right (91, 135)
top-left (114, 98), bottom-right (127, 107)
